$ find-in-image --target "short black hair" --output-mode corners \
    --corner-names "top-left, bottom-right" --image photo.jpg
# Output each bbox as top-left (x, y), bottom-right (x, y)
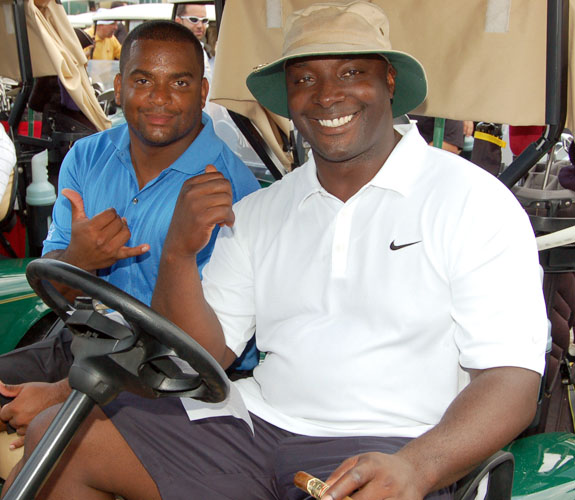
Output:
top-left (119, 20), bottom-right (204, 76)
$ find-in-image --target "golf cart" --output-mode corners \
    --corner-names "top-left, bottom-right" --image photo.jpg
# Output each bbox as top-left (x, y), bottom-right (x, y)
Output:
top-left (1, 0), bottom-right (575, 499)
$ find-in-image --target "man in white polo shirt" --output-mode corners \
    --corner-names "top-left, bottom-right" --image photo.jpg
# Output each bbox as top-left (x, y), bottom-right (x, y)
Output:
top-left (7, 2), bottom-right (547, 499)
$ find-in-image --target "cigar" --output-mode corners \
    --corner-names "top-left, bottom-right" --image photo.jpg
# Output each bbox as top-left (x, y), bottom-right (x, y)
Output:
top-left (294, 471), bottom-right (354, 500)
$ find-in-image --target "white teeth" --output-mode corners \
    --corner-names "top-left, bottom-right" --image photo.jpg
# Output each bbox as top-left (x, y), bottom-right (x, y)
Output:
top-left (318, 114), bottom-right (354, 128)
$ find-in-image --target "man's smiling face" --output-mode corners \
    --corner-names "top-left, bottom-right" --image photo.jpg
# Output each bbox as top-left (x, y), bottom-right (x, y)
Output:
top-left (286, 54), bottom-right (395, 166)
top-left (114, 38), bottom-right (207, 149)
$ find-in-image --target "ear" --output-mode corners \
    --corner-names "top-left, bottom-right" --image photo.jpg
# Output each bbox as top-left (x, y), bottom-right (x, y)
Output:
top-left (113, 73), bottom-right (122, 106)
top-left (387, 65), bottom-right (397, 99)
top-left (174, 16), bottom-right (183, 25)
top-left (200, 77), bottom-right (209, 109)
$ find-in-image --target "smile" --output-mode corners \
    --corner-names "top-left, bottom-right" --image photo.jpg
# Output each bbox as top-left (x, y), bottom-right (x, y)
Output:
top-left (318, 113), bottom-right (355, 128)
top-left (145, 114), bottom-right (175, 125)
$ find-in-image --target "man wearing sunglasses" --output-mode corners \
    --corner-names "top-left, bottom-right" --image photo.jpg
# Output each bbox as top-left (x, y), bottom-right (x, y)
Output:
top-left (175, 3), bottom-right (213, 86)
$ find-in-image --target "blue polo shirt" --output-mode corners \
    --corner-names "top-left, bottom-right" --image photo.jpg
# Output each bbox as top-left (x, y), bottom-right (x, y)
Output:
top-left (43, 113), bottom-right (260, 306)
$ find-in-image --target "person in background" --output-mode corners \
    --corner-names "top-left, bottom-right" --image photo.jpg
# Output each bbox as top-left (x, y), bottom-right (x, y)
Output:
top-left (175, 3), bottom-right (213, 86)
top-left (84, 10), bottom-right (122, 61)
top-left (409, 114), bottom-right (474, 155)
top-left (110, 1), bottom-right (129, 44)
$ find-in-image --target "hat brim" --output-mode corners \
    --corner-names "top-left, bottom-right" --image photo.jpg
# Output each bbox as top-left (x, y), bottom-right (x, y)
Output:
top-left (247, 50), bottom-right (427, 119)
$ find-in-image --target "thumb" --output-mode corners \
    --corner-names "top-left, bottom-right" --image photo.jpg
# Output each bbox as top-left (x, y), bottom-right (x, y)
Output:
top-left (10, 435), bottom-right (25, 450)
top-left (0, 382), bottom-right (22, 397)
top-left (205, 164), bottom-right (218, 174)
top-left (62, 188), bottom-right (87, 221)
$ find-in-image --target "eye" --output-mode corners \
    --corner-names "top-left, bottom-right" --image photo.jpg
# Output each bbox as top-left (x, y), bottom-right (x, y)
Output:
top-left (342, 68), bottom-right (361, 78)
top-left (173, 80), bottom-right (190, 88)
top-left (135, 78), bottom-right (150, 86)
top-left (293, 74), bottom-right (314, 85)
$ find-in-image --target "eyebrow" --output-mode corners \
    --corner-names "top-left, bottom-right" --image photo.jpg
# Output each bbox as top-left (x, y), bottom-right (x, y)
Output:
top-left (128, 69), bottom-right (197, 80)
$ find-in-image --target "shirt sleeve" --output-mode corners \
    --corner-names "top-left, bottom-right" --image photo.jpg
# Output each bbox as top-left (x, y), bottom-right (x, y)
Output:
top-left (42, 145), bottom-right (83, 255)
top-left (448, 178), bottom-right (548, 375)
top-left (202, 202), bottom-right (256, 357)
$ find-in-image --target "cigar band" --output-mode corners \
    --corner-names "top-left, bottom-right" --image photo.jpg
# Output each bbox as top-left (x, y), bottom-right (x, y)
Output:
top-left (306, 478), bottom-right (329, 498)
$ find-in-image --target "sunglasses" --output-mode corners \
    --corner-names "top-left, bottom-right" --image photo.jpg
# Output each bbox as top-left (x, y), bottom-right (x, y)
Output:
top-left (180, 16), bottom-right (210, 25)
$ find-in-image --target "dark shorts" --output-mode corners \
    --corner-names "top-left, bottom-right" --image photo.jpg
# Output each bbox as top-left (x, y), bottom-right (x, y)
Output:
top-left (0, 324), bottom-right (73, 384)
top-left (103, 392), bottom-right (455, 500)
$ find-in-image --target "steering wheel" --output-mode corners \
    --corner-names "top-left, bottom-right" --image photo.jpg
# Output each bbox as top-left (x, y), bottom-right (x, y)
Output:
top-left (26, 259), bottom-right (229, 404)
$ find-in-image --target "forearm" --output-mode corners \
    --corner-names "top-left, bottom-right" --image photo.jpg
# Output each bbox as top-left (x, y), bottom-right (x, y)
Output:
top-left (42, 249), bottom-right (94, 301)
top-left (395, 366), bottom-right (541, 495)
top-left (152, 250), bottom-right (231, 368)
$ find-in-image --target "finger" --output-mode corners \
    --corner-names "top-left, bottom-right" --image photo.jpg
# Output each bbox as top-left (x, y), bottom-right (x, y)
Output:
top-left (90, 208), bottom-right (124, 232)
top-left (325, 456), bottom-right (360, 486)
top-left (98, 217), bottom-right (132, 249)
top-left (9, 435), bottom-right (25, 450)
top-left (0, 404), bottom-right (11, 422)
top-left (325, 460), bottom-right (376, 500)
top-left (116, 244), bottom-right (151, 261)
top-left (187, 168), bottom-right (227, 187)
top-left (199, 200), bottom-right (236, 228)
top-left (62, 189), bottom-right (87, 221)
top-left (0, 383), bottom-right (22, 398)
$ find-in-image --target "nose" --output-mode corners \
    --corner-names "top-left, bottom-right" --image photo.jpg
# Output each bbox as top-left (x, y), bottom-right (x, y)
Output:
top-left (149, 83), bottom-right (170, 106)
top-left (313, 78), bottom-right (344, 108)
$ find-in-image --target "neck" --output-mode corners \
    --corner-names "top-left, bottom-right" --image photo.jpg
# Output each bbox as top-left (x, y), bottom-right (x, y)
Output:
top-left (129, 131), bottom-right (199, 189)
top-left (314, 129), bottom-right (401, 203)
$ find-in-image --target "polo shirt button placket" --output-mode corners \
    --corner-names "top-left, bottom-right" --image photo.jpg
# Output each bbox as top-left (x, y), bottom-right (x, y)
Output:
top-left (331, 203), bottom-right (355, 278)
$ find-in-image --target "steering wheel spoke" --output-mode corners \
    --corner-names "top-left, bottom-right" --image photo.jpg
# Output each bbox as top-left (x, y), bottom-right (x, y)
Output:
top-left (26, 259), bottom-right (230, 405)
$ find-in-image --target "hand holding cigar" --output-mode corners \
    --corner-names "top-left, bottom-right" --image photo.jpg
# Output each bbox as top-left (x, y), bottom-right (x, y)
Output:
top-left (294, 471), bottom-right (354, 500)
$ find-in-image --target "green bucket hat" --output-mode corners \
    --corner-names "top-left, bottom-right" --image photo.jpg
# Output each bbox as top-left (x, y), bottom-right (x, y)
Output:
top-left (246, 0), bottom-right (428, 119)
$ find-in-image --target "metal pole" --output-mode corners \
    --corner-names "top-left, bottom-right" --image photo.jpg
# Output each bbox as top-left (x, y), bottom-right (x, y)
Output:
top-left (8, 0), bottom-right (34, 137)
top-left (499, 0), bottom-right (568, 188)
top-left (4, 390), bottom-right (96, 500)
top-left (432, 118), bottom-right (445, 149)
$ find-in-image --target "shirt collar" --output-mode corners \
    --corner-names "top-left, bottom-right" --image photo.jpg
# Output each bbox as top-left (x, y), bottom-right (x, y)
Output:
top-left (109, 112), bottom-right (222, 176)
top-left (297, 122), bottom-right (427, 206)
top-left (367, 122), bottom-right (428, 197)
top-left (169, 113), bottom-right (223, 174)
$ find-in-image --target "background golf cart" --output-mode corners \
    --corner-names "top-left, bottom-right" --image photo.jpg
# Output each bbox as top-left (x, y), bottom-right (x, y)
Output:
top-left (1, 0), bottom-right (575, 498)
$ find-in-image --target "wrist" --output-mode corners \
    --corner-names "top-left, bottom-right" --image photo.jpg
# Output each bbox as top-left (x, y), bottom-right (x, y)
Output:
top-left (394, 448), bottom-right (436, 497)
top-left (160, 242), bottom-right (200, 264)
top-left (54, 378), bottom-right (72, 403)
top-left (58, 247), bottom-right (88, 270)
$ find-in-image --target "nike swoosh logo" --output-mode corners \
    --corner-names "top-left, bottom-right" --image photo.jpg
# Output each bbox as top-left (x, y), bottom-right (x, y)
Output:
top-left (390, 240), bottom-right (421, 251)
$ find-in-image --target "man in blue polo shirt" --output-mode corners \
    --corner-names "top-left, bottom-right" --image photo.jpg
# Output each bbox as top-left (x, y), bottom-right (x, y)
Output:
top-left (0, 19), bottom-right (259, 459)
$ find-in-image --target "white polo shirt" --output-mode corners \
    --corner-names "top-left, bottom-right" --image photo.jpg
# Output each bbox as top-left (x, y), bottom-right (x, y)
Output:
top-left (202, 123), bottom-right (548, 438)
